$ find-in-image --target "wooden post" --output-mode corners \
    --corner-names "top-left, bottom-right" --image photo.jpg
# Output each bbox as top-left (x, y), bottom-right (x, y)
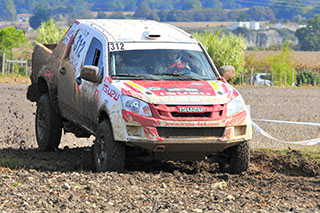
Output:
top-left (25, 60), bottom-right (28, 76)
top-left (2, 52), bottom-right (5, 74)
top-left (292, 68), bottom-right (295, 87)
top-left (251, 67), bottom-right (254, 85)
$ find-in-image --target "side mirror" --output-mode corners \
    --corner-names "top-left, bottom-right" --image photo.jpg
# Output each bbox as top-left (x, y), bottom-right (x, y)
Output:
top-left (80, 65), bottom-right (102, 83)
top-left (219, 65), bottom-right (236, 82)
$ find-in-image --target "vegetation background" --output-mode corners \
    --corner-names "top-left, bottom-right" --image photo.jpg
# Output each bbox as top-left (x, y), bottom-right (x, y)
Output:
top-left (0, 0), bottom-right (320, 85)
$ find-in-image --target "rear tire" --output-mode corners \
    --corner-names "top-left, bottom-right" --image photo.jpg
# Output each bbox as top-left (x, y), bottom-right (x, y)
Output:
top-left (218, 142), bottom-right (249, 174)
top-left (94, 120), bottom-right (125, 172)
top-left (35, 94), bottom-right (62, 151)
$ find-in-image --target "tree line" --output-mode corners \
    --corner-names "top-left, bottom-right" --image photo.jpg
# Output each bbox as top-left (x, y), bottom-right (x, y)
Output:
top-left (1, 0), bottom-right (320, 23)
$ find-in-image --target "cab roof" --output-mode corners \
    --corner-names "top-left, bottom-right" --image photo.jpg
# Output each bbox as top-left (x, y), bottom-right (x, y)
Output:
top-left (76, 19), bottom-right (198, 43)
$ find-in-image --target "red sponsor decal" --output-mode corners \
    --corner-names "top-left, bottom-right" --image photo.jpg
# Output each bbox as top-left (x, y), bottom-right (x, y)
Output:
top-left (130, 80), bottom-right (215, 96)
top-left (104, 76), bottom-right (112, 83)
top-left (94, 89), bottom-right (99, 100)
top-left (224, 110), bottom-right (247, 126)
top-left (123, 82), bottom-right (144, 94)
top-left (122, 110), bottom-right (161, 127)
top-left (219, 128), bottom-right (232, 141)
top-left (44, 69), bottom-right (53, 78)
top-left (121, 88), bottom-right (144, 100)
top-left (233, 89), bottom-right (239, 97)
top-left (143, 127), bottom-right (163, 141)
top-left (103, 84), bottom-right (120, 101)
top-left (222, 84), bottom-right (229, 93)
top-left (164, 121), bottom-right (220, 127)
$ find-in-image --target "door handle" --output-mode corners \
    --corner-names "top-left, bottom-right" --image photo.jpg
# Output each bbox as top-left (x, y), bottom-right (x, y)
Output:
top-left (59, 67), bottom-right (66, 75)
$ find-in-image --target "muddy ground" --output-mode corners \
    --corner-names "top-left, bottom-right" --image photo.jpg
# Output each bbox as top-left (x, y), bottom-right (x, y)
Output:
top-left (0, 83), bottom-right (320, 212)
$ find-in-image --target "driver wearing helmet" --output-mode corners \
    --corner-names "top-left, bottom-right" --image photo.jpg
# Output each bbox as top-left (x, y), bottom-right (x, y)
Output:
top-left (155, 50), bottom-right (191, 74)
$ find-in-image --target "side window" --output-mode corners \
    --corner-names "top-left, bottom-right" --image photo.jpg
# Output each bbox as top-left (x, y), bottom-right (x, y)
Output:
top-left (84, 37), bottom-right (103, 74)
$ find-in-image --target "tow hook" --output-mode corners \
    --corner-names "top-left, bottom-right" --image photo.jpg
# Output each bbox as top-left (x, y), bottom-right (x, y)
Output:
top-left (153, 145), bottom-right (166, 152)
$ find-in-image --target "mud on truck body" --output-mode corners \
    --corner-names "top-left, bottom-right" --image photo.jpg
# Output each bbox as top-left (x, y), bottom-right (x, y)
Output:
top-left (27, 19), bottom-right (252, 174)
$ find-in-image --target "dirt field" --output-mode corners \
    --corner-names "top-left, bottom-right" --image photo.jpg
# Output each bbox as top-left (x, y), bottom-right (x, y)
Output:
top-left (0, 83), bottom-right (319, 212)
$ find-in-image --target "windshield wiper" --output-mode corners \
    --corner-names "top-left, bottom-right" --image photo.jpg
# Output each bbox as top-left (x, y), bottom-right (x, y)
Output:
top-left (153, 73), bottom-right (202, 81)
top-left (112, 73), bottom-right (145, 77)
top-left (111, 74), bottom-right (157, 80)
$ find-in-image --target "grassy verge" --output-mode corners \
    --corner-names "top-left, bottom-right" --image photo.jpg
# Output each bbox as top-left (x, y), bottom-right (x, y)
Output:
top-left (0, 74), bottom-right (30, 84)
top-left (0, 157), bottom-right (34, 169)
top-left (253, 148), bottom-right (320, 162)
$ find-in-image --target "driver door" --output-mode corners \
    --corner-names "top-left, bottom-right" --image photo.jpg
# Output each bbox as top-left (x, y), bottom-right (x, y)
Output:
top-left (58, 27), bottom-right (90, 122)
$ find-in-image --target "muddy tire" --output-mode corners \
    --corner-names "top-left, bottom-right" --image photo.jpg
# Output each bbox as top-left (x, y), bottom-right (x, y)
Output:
top-left (94, 120), bottom-right (125, 172)
top-left (35, 94), bottom-right (62, 151)
top-left (218, 142), bottom-right (249, 174)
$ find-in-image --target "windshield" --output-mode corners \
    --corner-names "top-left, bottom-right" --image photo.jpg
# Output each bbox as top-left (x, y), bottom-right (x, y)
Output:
top-left (110, 49), bottom-right (217, 80)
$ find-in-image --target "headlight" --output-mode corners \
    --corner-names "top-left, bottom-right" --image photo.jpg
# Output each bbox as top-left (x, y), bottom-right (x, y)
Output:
top-left (121, 96), bottom-right (152, 117)
top-left (227, 95), bottom-right (245, 117)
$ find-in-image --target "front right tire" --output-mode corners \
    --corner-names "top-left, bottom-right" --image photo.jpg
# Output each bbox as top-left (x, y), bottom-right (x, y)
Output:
top-left (218, 142), bottom-right (250, 174)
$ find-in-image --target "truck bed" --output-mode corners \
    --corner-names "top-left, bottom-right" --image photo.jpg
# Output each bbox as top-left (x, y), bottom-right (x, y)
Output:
top-left (27, 43), bottom-right (57, 102)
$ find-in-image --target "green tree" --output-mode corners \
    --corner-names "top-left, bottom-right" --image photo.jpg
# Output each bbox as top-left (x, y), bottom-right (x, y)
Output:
top-left (147, 11), bottom-right (160, 21)
top-left (179, 0), bottom-right (202, 10)
top-left (193, 31), bottom-right (246, 77)
top-left (97, 12), bottom-right (108, 19)
top-left (0, 0), bottom-right (16, 21)
top-left (270, 0), bottom-right (303, 20)
top-left (295, 14), bottom-right (320, 51)
top-left (157, 10), bottom-right (168, 21)
top-left (266, 42), bottom-right (295, 85)
top-left (201, 0), bottom-right (222, 9)
top-left (108, 12), bottom-right (126, 19)
top-left (221, 0), bottom-right (239, 9)
top-left (92, 0), bottom-right (124, 11)
top-left (166, 9), bottom-right (183, 22)
top-left (203, 8), bottom-right (226, 21)
top-left (192, 10), bottom-right (206, 21)
top-left (29, 7), bottom-right (50, 29)
top-left (134, 2), bottom-right (152, 18)
top-left (148, 0), bottom-right (175, 10)
top-left (36, 19), bottom-right (67, 44)
top-left (246, 6), bottom-right (276, 21)
top-left (0, 26), bottom-right (26, 57)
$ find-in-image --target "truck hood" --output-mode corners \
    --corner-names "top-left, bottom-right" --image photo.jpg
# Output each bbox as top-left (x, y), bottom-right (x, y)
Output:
top-left (117, 80), bottom-right (239, 105)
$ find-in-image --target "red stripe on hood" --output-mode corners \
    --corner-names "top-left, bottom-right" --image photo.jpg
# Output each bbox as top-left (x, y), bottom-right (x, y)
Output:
top-left (130, 80), bottom-right (217, 96)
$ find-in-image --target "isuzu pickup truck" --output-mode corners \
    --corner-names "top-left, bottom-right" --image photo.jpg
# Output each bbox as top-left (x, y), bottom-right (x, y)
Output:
top-left (27, 19), bottom-right (252, 173)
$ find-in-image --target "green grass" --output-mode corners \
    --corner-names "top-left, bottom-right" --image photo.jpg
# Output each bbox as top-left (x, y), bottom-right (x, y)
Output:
top-left (0, 157), bottom-right (34, 169)
top-left (0, 73), bottom-right (30, 84)
top-left (252, 148), bottom-right (320, 162)
top-left (13, 181), bottom-right (20, 187)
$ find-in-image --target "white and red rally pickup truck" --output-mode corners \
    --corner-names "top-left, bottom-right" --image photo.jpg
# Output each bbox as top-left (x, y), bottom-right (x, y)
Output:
top-left (27, 19), bottom-right (252, 173)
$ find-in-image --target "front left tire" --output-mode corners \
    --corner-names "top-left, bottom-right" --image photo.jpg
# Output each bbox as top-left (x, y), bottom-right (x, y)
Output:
top-left (35, 94), bottom-right (62, 151)
top-left (94, 120), bottom-right (126, 172)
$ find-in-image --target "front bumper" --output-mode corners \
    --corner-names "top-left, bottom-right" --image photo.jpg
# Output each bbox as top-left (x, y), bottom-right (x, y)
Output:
top-left (118, 109), bottom-right (252, 155)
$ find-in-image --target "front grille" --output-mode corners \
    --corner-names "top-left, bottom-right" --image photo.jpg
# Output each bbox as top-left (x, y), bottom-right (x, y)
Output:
top-left (150, 104), bottom-right (225, 120)
top-left (157, 127), bottom-right (225, 137)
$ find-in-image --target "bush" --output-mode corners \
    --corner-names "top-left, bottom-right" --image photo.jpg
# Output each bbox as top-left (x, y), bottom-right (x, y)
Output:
top-left (296, 70), bottom-right (320, 86)
top-left (266, 42), bottom-right (295, 86)
top-left (36, 19), bottom-right (67, 44)
top-left (193, 31), bottom-right (246, 82)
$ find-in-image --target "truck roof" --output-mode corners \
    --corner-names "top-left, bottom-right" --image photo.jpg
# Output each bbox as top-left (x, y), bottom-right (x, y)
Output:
top-left (76, 19), bottom-right (198, 43)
